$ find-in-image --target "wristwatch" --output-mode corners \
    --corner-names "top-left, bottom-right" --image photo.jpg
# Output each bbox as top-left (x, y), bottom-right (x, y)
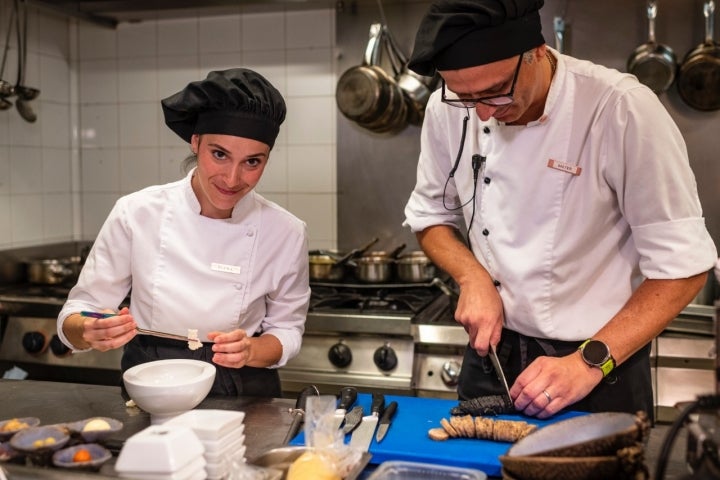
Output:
top-left (578, 339), bottom-right (615, 377)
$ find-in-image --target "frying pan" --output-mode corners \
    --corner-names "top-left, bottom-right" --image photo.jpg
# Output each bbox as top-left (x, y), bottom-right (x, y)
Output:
top-left (677, 0), bottom-right (720, 111)
top-left (627, 0), bottom-right (677, 94)
top-left (336, 24), bottom-right (396, 127)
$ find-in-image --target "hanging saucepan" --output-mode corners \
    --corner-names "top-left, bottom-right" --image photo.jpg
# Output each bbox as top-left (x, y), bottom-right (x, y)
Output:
top-left (353, 27), bottom-right (408, 135)
top-left (627, 0), bottom-right (677, 95)
top-left (14, 0), bottom-right (39, 123)
top-left (384, 26), bottom-right (438, 126)
top-left (677, 0), bottom-right (720, 111)
top-left (0, 0), bottom-right (17, 110)
top-left (336, 24), bottom-right (395, 127)
top-left (336, 24), bottom-right (408, 135)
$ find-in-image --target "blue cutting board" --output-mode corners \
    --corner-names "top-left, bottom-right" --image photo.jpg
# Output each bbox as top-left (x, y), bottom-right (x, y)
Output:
top-left (290, 393), bottom-right (586, 477)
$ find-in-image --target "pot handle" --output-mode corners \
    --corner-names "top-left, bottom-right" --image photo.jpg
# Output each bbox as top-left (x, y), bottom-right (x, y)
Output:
top-left (646, 0), bottom-right (657, 44)
top-left (704, 0), bottom-right (715, 44)
top-left (553, 16), bottom-right (565, 54)
top-left (363, 23), bottom-right (384, 66)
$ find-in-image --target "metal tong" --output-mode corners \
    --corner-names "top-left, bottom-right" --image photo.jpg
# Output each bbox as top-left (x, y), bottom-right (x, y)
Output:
top-left (80, 311), bottom-right (193, 342)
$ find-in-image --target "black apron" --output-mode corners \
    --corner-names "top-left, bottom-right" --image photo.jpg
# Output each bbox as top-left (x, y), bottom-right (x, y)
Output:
top-left (457, 328), bottom-right (655, 423)
top-left (120, 335), bottom-right (281, 398)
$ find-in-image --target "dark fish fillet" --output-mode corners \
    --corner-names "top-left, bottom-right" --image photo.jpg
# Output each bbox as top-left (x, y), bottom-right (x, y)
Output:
top-left (450, 394), bottom-right (515, 416)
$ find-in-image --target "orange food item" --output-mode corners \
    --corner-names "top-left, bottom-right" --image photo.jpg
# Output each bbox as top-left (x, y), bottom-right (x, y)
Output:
top-left (73, 449), bottom-right (92, 463)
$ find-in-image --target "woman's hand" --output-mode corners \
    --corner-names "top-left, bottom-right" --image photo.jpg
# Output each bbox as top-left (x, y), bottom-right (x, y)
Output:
top-left (208, 330), bottom-right (283, 368)
top-left (208, 329), bottom-right (252, 368)
top-left (80, 306), bottom-right (137, 351)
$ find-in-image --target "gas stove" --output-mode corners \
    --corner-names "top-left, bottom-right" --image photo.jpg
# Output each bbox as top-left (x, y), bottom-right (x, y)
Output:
top-left (279, 279), bottom-right (466, 398)
top-left (0, 283), bottom-right (123, 384)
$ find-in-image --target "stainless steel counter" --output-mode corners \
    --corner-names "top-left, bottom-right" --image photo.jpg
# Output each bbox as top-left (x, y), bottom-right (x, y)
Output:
top-left (0, 379), bottom-right (694, 479)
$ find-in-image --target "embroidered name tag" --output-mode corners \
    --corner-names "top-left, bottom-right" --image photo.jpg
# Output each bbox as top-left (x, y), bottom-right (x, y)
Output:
top-left (211, 263), bottom-right (241, 274)
top-left (547, 159), bottom-right (582, 176)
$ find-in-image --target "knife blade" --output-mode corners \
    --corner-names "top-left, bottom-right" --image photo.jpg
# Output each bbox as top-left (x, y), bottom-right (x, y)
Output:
top-left (349, 393), bottom-right (384, 451)
top-left (332, 386), bottom-right (358, 430)
top-left (374, 400), bottom-right (397, 443)
top-left (281, 385), bottom-right (319, 445)
top-left (489, 344), bottom-right (512, 401)
top-left (341, 405), bottom-right (364, 435)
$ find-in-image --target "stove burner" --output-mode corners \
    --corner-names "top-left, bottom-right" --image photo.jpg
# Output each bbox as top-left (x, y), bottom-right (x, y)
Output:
top-left (310, 284), bottom-right (438, 314)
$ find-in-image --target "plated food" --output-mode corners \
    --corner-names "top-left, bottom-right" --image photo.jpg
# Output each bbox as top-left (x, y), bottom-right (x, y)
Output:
top-left (0, 417), bottom-right (40, 440)
top-left (65, 416), bottom-right (123, 442)
top-left (9, 425), bottom-right (70, 454)
top-left (52, 442), bottom-right (112, 470)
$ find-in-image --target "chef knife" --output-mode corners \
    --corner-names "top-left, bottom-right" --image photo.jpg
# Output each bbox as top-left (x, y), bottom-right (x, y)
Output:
top-left (281, 385), bottom-right (319, 445)
top-left (341, 405), bottom-right (364, 435)
top-left (349, 393), bottom-right (384, 451)
top-left (332, 386), bottom-right (358, 430)
top-left (489, 344), bottom-right (512, 401)
top-left (374, 400), bottom-right (397, 443)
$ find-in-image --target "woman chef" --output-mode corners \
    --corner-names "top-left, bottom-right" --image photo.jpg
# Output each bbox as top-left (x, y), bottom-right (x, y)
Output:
top-left (57, 69), bottom-right (311, 397)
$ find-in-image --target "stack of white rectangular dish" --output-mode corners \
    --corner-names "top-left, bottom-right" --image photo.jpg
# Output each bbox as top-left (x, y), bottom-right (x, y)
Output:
top-left (166, 409), bottom-right (247, 479)
top-left (115, 425), bottom-right (207, 480)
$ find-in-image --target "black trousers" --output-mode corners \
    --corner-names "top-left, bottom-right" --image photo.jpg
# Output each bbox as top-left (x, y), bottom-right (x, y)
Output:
top-left (457, 328), bottom-right (654, 423)
top-left (121, 335), bottom-right (281, 398)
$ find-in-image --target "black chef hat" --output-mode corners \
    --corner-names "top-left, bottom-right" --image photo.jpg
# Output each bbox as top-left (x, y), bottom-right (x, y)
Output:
top-left (161, 68), bottom-right (286, 148)
top-left (408, 0), bottom-right (545, 76)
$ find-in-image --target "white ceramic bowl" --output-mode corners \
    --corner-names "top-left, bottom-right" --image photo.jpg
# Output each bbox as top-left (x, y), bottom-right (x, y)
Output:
top-left (123, 359), bottom-right (216, 419)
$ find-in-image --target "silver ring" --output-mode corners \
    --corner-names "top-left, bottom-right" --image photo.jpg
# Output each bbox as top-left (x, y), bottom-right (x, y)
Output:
top-left (542, 389), bottom-right (552, 403)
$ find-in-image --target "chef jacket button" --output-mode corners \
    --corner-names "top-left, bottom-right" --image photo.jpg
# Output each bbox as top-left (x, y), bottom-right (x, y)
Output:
top-left (482, 229), bottom-right (489, 236)
top-left (247, 231), bottom-right (254, 237)
top-left (483, 126), bottom-right (490, 134)
top-left (483, 177), bottom-right (491, 184)
top-left (235, 284), bottom-right (243, 290)
top-left (493, 279), bottom-right (501, 287)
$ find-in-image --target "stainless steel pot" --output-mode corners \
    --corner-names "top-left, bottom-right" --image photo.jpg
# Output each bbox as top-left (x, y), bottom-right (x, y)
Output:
top-left (396, 252), bottom-right (437, 283)
top-left (355, 256), bottom-right (393, 283)
top-left (26, 257), bottom-right (81, 285)
top-left (309, 252), bottom-right (346, 282)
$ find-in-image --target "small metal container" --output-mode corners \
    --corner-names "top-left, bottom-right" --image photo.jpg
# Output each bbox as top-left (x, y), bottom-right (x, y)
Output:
top-left (396, 252), bottom-right (437, 283)
top-left (355, 256), bottom-right (393, 283)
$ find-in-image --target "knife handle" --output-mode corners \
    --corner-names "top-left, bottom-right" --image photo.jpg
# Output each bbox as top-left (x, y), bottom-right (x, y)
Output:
top-left (370, 393), bottom-right (385, 416)
top-left (295, 385), bottom-right (320, 411)
top-left (337, 386), bottom-right (357, 410)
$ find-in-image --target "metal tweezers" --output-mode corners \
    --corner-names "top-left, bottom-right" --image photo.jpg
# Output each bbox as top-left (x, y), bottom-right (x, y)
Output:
top-left (81, 311), bottom-right (192, 342)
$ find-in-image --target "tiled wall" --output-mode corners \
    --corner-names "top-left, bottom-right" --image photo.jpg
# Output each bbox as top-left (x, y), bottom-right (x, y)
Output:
top-left (0, 2), bottom-right (338, 251)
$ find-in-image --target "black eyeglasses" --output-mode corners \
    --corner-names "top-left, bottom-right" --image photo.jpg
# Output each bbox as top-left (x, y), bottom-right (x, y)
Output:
top-left (441, 55), bottom-right (523, 108)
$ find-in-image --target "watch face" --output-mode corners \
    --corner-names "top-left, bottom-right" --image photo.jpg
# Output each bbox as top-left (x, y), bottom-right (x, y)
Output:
top-left (583, 340), bottom-right (610, 365)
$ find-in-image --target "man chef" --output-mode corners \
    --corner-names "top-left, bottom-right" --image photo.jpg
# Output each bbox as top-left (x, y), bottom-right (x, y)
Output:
top-left (403, 0), bottom-right (718, 419)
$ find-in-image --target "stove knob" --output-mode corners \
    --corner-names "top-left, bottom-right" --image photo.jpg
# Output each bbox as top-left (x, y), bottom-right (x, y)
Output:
top-left (373, 344), bottom-right (397, 371)
top-left (22, 331), bottom-right (48, 354)
top-left (328, 342), bottom-right (352, 368)
top-left (441, 360), bottom-right (461, 387)
top-left (50, 335), bottom-right (71, 357)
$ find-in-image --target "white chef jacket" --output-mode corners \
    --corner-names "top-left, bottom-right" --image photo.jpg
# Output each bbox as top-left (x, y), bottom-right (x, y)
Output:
top-left (404, 48), bottom-right (717, 341)
top-left (58, 169), bottom-right (310, 368)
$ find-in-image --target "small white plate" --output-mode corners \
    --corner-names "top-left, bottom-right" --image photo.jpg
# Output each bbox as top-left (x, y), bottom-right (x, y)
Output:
top-left (115, 425), bottom-right (204, 474)
top-left (165, 409), bottom-right (244, 441)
